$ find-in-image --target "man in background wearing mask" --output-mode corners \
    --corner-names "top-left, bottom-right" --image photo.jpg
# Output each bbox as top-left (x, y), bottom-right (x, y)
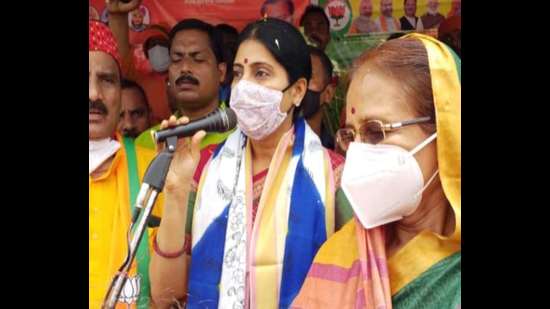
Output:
top-left (89, 20), bottom-right (163, 308)
top-left (142, 26), bottom-right (171, 73)
top-left (300, 6), bottom-right (348, 152)
top-left (303, 46), bottom-right (336, 149)
top-left (107, 0), bottom-right (171, 123)
top-left (118, 79), bottom-right (154, 138)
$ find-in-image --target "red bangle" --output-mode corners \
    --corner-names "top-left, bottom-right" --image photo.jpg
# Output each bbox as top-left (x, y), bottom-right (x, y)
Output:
top-left (153, 236), bottom-right (186, 259)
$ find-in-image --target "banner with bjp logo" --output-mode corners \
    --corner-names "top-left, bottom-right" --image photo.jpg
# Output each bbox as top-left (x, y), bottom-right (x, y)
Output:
top-left (90, 0), bottom-right (310, 41)
top-left (89, 0), bottom-right (459, 141)
top-left (318, 0), bottom-right (458, 37)
top-left (89, 0), bottom-right (458, 37)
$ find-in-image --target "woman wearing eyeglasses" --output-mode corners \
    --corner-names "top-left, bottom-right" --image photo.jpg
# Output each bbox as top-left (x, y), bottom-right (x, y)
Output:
top-left (292, 33), bottom-right (461, 308)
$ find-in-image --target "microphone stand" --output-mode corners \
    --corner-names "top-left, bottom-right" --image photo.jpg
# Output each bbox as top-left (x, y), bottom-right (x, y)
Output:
top-left (102, 136), bottom-right (179, 309)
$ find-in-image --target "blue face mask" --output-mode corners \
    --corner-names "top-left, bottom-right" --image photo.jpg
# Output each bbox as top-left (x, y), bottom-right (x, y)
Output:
top-left (148, 45), bottom-right (170, 73)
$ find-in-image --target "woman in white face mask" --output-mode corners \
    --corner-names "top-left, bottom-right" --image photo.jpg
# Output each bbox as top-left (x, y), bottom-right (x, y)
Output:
top-left (293, 34), bottom-right (461, 308)
top-left (150, 18), bottom-right (354, 309)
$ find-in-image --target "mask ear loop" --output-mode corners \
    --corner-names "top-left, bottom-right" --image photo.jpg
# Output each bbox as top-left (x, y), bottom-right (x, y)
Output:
top-left (409, 169), bottom-right (440, 214)
top-left (409, 132), bottom-right (439, 210)
top-left (421, 170), bottom-right (440, 193)
top-left (281, 79), bottom-right (298, 108)
top-left (410, 132), bottom-right (437, 155)
top-left (281, 80), bottom-right (294, 93)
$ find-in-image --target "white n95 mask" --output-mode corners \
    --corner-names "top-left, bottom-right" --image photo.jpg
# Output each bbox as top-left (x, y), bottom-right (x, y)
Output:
top-left (341, 133), bottom-right (438, 229)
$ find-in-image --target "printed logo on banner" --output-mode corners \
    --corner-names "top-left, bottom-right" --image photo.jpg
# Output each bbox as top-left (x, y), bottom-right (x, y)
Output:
top-left (128, 4), bottom-right (151, 32)
top-left (324, 0), bottom-right (351, 32)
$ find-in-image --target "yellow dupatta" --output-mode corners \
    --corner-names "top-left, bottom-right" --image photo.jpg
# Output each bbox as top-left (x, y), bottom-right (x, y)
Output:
top-left (291, 33), bottom-right (461, 308)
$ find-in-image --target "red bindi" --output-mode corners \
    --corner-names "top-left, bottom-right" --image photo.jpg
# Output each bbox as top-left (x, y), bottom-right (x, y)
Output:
top-left (351, 107), bottom-right (356, 114)
top-left (244, 58), bottom-right (248, 64)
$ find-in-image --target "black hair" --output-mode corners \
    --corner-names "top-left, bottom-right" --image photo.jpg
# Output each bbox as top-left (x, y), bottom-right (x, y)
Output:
top-left (120, 79), bottom-right (150, 110)
top-left (214, 24), bottom-right (239, 85)
top-left (308, 46), bottom-right (333, 87)
top-left (168, 19), bottom-right (224, 64)
top-left (299, 5), bottom-right (330, 31)
top-left (387, 32), bottom-right (407, 40)
top-left (215, 23), bottom-right (239, 38)
top-left (238, 18), bottom-right (311, 122)
top-left (238, 18), bottom-right (311, 85)
top-left (260, 0), bottom-right (295, 17)
top-left (213, 23), bottom-right (239, 59)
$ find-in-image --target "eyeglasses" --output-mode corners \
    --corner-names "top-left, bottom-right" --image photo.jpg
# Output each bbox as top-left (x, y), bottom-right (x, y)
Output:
top-left (335, 116), bottom-right (432, 151)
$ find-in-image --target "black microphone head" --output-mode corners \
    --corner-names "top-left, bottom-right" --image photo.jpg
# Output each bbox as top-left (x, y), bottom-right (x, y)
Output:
top-left (153, 107), bottom-right (238, 143)
top-left (222, 108), bottom-right (237, 131)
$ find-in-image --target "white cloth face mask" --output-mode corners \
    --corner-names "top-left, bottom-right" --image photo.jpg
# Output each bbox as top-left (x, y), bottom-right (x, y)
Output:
top-left (89, 138), bottom-right (120, 175)
top-left (229, 79), bottom-right (289, 140)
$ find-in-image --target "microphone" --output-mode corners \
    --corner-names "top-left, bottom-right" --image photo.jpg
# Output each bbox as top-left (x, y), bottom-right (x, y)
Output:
top-left (153, 108), bottom-right (237, 143)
